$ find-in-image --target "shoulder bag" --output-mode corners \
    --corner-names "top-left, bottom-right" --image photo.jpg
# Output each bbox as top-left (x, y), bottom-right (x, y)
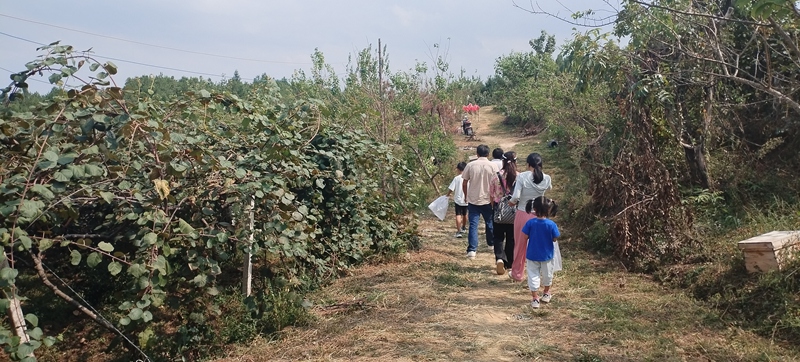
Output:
top-left (493, 172), bottom-right (516, 224)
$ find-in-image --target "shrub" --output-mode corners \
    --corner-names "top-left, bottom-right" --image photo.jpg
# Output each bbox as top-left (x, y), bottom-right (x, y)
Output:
top-left (0, 43), bottom-right (417, 360)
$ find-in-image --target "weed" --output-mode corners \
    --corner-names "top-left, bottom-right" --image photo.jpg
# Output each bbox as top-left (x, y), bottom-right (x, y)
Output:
top-left (517, 341), bottom-right (560, 358)
top-left (573, 350), bottom-right (604, 362)
top-left (434, 273), bottom-right (470, 288)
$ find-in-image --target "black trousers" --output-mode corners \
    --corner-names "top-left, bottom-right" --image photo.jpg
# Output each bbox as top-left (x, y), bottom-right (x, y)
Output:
top-left (493, 222), bottom-right (515, 269)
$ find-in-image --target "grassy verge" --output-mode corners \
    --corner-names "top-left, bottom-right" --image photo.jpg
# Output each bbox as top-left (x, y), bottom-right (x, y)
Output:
top-left (531, 125), bottom-right (800, 351)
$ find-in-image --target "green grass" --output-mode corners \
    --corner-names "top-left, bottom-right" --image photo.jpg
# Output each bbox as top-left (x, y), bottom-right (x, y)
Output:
top-left (433, 272), bottom-right (472, 288)
top-left (573, 351), bottom-right (604, 362)
top-left (517, 340), bottom-right (561, 358)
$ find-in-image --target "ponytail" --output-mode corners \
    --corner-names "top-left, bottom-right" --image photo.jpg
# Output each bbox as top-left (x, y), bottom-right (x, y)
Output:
top-left (525, 199), bottom-right (535, 214)
top-left (532, 166), bottom-right (543, 184)
top-left (503, 151), bottom-right (517, 188)
top-left (526, 153), bottom-right (544, 184)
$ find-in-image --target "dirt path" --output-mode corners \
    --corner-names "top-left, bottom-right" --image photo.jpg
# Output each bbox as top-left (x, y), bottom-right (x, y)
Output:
top-left (458, 106), bottom-right (523, 151)
top-left (219, 107), bottom-right (799, 362)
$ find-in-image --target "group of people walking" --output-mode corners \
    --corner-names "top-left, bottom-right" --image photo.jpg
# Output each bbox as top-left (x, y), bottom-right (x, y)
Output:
top-left (446, 144), bottom-right (560, 309)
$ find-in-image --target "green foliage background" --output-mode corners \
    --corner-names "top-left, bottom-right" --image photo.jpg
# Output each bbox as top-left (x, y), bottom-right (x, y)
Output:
top-left (485, 0), bottom-right (800, 348)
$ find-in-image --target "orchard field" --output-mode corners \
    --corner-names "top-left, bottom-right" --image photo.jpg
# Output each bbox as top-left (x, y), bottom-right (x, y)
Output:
top-left (2, 1), bottom-right (800, 361)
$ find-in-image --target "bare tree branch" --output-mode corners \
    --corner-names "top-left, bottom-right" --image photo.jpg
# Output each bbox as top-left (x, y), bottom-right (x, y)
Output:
top-left (511, 0), bottom-right (618, 27)
top-left (629, 0), bottom-right (769, 26)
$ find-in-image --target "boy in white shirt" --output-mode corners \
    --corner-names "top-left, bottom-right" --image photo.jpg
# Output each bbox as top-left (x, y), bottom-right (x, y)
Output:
top-left (491, 148), bottom-right (504, 170)
top-left (446, 162), bottom-right (468, 238)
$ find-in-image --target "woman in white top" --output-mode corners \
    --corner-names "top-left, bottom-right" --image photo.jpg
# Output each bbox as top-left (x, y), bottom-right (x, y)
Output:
top-left (508, 153), bottom-right (552, 281)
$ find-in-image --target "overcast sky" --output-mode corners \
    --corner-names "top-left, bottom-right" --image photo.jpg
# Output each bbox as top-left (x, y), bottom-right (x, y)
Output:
top-left (1, 0), bottom-right (621, 93)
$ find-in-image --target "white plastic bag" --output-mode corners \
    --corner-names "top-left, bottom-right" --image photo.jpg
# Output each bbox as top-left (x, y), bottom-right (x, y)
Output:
top-left (552, 241), bottom-right (562, 272)
top-left (428, 196), bottom-right (449, 221)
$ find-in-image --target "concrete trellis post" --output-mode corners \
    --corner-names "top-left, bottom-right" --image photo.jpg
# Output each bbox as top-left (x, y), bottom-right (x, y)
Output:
top-left (1, 254), bottom-right (33, 358)
top-left (242, 197), bottom-right (255, 296)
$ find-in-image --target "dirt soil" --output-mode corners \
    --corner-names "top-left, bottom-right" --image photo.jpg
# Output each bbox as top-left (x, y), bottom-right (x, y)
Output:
top-left (217, 107), bottom-right (800, 362)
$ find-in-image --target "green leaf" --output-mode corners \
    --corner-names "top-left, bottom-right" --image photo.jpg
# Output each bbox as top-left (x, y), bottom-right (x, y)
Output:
top-left (235, 168), bottom-right (247, 179)
top-left (104, 61), bottom-right (118, 75)
top-left (138, 328), bottom-right (155, 350)
top-left (129, 308), bottom-right (143, 320)
top-left (153, 255), bottom-right (168, 275)
top-left (119, 316), bottom-right (131, 326)
top-left (83, 145), bottom-right (99, 155)
top-left (57, 152), bottom-right (77, 165)
top-left (177, 219), bottom-right (197, 238)
top-left (192, 274), bottom-right (208, 287)
top-left (42, 151), bottom-right (58, 162)
top-left (16, 343), bottom-right (35, 359)
top-left (48, 73), bottom-right (62, 84)
top-left (0, 267), bottom-right (18, 281)
top-left (18, 235), bottom-right (32, 250)
top-left (142, 232), bottom-right (157, 245)
top-left (38, 238), bottom-right (53, 251)
top-left (24, 314), bottom-right (38, 328)
top-left (84, 164), bottom-right (104, 177)
top-left (43, 336), bottom-right (56, 347)
top-left (86, 252), bottom-right (102, 268)
top-left (128, 263), bottom-right (147, 278)
top-left (97, 241), bottom-right (114, 252)
top-left (108, 261), bottom-right (122, 275)
top-left (67, 164), bottom-right (86, 179)
top-left (170, 133), bottom-right (186, 142)
top-left (18, 200), bottom-right (42, 220)
top-left (70, 250), bottom-right (81, 265)
top-left (53, 170), bottom-right (71, 182)
top-left (199, 89), bottom-right (211, 98)
top-left (30, 184), bottom-right (54, 200)
top-left (90, 63), bottom-right (100, 71)
top-left (36, 160), bottom-right (56, 171)
top-left (142, 311), bottom-right (153, 323)
top-left (97, 191), bottom-right (113, 204)
top-left (170, 162), bottom-right (187, 173)
top-left (28, 327), bottom-right (43, 340)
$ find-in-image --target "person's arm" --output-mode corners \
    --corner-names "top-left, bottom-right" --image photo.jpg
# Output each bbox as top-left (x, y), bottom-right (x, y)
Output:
top-left (509, 175), bottom-right (522, 205)
top-left (446, 177), bottom-right (456, 198)
top-left (551, 221), bottom-right (561, 243)
top-left (489, 173), bottom-right (502, 204)
top-left (461, 167), bottom-right (470, 197)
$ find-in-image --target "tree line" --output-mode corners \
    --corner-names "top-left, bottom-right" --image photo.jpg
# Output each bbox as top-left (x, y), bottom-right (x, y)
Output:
top-left (487, 0), bottom-right (800, 345)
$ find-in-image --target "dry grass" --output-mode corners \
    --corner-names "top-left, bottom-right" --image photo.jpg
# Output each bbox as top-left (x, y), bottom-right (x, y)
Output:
top-left (218, 219), bottom-right (799, 362)
top-left (216, 107), bottom-right (800, 362)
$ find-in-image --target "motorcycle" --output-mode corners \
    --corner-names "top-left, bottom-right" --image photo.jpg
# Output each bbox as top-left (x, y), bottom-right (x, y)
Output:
top-left (461, 117), bottom-right (474, 136)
